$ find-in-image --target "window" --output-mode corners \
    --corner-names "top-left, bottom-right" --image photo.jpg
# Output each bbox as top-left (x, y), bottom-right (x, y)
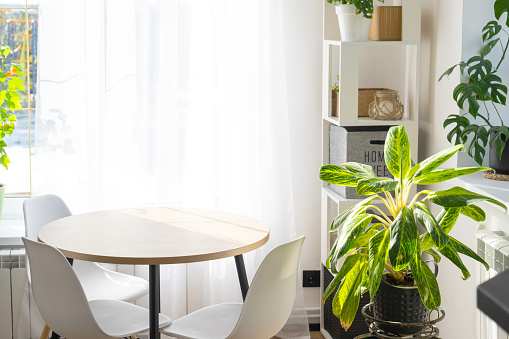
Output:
top-left (0, 0), bottom-right (37, 196)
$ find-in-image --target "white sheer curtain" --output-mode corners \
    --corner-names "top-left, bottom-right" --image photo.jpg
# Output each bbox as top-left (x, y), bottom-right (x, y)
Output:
top-left (23, 0), bottom-right (309, 338)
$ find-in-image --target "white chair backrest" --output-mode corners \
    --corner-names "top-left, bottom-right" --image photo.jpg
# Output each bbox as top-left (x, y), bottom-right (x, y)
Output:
top-left (23, 194), bottom-right (72, 240)
top-left (22, 237), bottom-right (111, 339)
top-left (228, 236), bottom-right (305, 339)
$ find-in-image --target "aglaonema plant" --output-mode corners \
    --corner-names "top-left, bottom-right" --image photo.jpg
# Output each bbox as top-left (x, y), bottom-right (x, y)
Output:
top-left (319, 125), bottom-right (507, 330)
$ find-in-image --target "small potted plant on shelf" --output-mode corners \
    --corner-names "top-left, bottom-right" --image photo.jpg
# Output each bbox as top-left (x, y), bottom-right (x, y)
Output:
top-left (331, 75), bottom-right (339, 117)
top-left (439, 0), bottom-right (509, 175)
top-left (319, 125), bottom-right (506, 335)
top-left (326, 0), bottom-right (381, 42)
top-left (0, 46), bottom-right (26, 215)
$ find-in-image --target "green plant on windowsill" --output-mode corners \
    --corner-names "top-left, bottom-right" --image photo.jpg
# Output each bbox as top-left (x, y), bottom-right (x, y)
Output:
top-left (0, 46), bottom-right (25, 170)
top-left (326, 0), bottom-right (381, 19)
top-left (319, 125), bottom-right (507, 330)
top-left (439, 0), bottom-right (509, 166)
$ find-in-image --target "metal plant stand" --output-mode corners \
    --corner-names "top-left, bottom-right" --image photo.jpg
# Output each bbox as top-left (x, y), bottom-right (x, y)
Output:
top-left (354, 304), bottom-right (445, 339)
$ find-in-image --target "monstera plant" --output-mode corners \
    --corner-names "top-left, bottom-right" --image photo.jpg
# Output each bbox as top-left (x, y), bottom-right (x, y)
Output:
top-left (319, 125), bottom-right (507, 330)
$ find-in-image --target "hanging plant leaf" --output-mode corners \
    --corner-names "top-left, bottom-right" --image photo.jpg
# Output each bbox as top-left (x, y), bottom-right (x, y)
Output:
top-left (481, 39), bottom-right (500, 58)
top-left (479, 73), bottom-right (507, 103)
top-left (461, 124), bottom-right (489, 166)
top-left (413, 201), bottom-right (449, 249)
top-left (467, 56), bottom-right (493, 81)
top-left (495, 0), bottom-right (509, 27)
top-left (483, 21), bottom-right (502, 41)
top-left (453, 82), bottom-right (481, 117)
top-left (443, 114), bottom-right (470, 145)
top-left (488, 125), bottom-right (509, 160)
top-left (460, 205), bottom-right (486, 222)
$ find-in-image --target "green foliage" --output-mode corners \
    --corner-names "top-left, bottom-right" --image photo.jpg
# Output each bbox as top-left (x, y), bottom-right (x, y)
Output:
top-left (0, 46), bottom-right (25, 170)
top-left (440, 0), bottom-right (509, 165)
top-left (331, 75), bottom-right (339, 93)
top-left (319, 126), bottom-right (504, 331)
top-left (326, 0), bottom-right (381, 19)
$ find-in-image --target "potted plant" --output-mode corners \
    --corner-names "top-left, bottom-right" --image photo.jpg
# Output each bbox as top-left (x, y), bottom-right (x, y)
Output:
top-left (331, 75), bottom-right (339, 117)
top-left (319, 125), bottom-right (506, 334)
top-left (439, 0), bottom-right (509, 173)
top-left (327, 0), bottom-right (381, 42)
top-left (0, 46), bottom-right (26, 216)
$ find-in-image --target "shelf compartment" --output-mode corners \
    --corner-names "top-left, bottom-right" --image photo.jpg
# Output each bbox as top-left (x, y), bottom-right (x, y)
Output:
top-left (323, 0), bottom-right (421, 43)
top-left (323, 41), bottom-right (419, 125)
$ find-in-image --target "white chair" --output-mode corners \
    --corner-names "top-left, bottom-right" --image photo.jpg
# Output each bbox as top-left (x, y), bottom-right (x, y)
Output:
top-left (23, 194), bottom-right (149, 339)
top-left (23, 194), bottom-right (149, 302)
top-left (22, 237), bottom-right (172, 339)
top-left (161, 236), bottom-right (305, 339)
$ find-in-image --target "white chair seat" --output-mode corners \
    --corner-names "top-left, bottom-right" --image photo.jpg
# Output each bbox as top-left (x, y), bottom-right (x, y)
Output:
top-left (74, 260), bottom-right (148, 301)
top-left (161, 236), bottom-right (305, 339)
top-left (90, 299), bottom-right (172, 337)
top-left (162, 303), bottom-right (242, 339)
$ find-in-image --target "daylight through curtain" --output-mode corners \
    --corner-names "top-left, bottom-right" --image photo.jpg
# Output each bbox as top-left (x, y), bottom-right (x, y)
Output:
top-left (19, 1), bottom-right (309, 338)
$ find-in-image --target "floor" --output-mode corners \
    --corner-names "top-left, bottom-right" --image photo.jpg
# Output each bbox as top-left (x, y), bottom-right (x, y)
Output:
top-left (311, 331), bottom-right (325, 339)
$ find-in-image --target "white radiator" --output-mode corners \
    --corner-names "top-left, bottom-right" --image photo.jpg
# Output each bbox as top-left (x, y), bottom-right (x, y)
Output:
top-left (475, 230), bottom-right (509, 339)
top-left (0, 248), bottom-right (27, 339)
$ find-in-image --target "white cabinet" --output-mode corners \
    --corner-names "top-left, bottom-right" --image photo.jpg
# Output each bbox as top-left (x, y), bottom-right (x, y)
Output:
top-left (320, 1), bottom-right (421, 338)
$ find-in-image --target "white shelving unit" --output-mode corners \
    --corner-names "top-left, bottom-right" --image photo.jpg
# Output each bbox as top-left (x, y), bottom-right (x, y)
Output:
top-left (320, 1), bottom-right (421, 338)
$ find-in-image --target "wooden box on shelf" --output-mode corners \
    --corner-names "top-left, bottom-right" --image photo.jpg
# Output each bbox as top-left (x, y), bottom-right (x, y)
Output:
top-left (358, 88), bottom-right (389, 117)
top-left (369, 6), bottom-right (402, 41)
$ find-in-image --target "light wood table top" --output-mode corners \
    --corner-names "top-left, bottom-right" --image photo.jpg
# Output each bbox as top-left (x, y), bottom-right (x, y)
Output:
top-left (38, 207), bottom-right (270, 265)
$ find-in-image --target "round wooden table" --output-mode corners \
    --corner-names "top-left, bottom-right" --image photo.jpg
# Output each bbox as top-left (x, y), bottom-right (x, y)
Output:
top-left (38, 207), bottom-right (270, 339)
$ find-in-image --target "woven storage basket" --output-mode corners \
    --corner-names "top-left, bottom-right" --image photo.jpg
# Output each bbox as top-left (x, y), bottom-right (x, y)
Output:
top-left (358, 88), bottom-right (390, 117)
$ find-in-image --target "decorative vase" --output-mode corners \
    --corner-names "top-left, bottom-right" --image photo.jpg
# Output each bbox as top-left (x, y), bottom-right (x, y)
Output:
top-left (371, 274), bottom-right (428, 335)
top-left (335, 4), bottom-right (372, 42)
top-left (489, 132), bottom-right (509, 175)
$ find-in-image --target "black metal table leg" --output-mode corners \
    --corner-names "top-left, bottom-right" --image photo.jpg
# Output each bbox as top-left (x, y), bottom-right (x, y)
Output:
top-left (149, 264), bottom-right (161, 339)
top-left (234, 254), bottom-right (249, 301)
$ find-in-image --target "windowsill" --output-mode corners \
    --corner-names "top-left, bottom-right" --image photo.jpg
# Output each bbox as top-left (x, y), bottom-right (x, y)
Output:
top-left (0, 196), bottom-right (27, 247)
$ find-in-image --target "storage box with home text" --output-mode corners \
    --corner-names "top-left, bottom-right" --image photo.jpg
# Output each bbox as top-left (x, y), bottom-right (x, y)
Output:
top-left (329, 125), bottom-right (392, 198)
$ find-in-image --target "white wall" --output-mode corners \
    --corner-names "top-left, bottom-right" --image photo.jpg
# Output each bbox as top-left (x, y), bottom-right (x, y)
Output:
top-left (282, 0), bottom-right (323, 315)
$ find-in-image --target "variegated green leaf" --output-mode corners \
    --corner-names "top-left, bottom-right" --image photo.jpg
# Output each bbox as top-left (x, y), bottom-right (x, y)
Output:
top-left (343, 162), bottom-right (377, 178)
top-left (424, 248), bottom-right (441, 263)
top-left (410, 244), bottom-right (441, 309)
top-left (413, 201), bottom-right (449, 249)
top-left (428, 187), bottom-right (507, 213)
top-left (436, 207), bottom-right (461, 234)
top-left (333, 214), bottom-right (373, 261)
top-left (416, 167), bottom-right (490, 185)
top-left (332, 260), bottom-right (367, 330)
top-left (449, 236), bottom-right (489, 271)
top-left (319, 164), bottom-right (360, 187)
top-left (408, 144), bottom-right (464, 181)
top-left (438, 241), bottom-right (471, 280)
top-left (324, 254), bottom-right (367, 301)
top-left (344, 224), bottom-right (381, 254)
top-left (368, 228), bottom-right (390, 301)
top-left (329, 196), bottom-right (377, 232)
top-left (460, 205), bottom-right (486, 222)
top-left (421, 208), bottom-right (460, 251)
top-left (384, 126), bottom-right (412, 181)
top-left (389, 206), bottom-right (419, 271)
top-left (356, 177), bottom-right (398, 195)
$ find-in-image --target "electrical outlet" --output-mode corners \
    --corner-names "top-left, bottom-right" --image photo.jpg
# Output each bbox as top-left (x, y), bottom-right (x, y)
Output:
top-left (303, 270), bottom-right (320, 287)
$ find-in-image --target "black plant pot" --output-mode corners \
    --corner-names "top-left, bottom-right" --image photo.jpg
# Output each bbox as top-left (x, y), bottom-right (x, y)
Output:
top-left (371, 275), bottom-right (428, 336)
top-left (489, 132), bottom-right (509, 175)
